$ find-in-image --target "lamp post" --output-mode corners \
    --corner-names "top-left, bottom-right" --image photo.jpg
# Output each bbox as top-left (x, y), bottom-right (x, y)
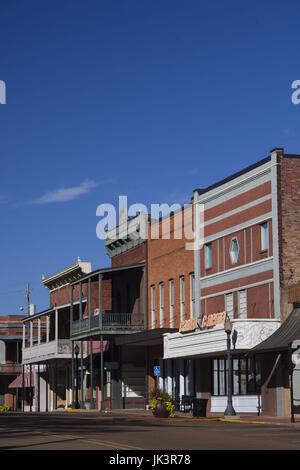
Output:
top-left (74, 343), bottom-right (80, 409)
top-left (224, 314), bottom-right (236, 417)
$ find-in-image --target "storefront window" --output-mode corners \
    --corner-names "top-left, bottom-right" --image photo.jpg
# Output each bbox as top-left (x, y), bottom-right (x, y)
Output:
top-left (212, 356), bottom-right (261, 396)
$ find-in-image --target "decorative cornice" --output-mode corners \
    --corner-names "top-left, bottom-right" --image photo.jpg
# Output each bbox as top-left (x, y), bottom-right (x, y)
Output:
top-left (42, 259), bottom-right (92, 292)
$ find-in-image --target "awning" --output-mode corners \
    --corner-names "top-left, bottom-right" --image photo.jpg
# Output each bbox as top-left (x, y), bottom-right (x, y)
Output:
top-left (115, 328), bottom-right (178, 347)
top-left (251, 308), bottom-right (300, 353)
top-left (8, 372), bottom-right (34, 389)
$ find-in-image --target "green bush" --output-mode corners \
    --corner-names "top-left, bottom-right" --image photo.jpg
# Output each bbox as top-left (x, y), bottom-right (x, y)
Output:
top-left (149, 389), bottom-right (175, 417)
top-left (0, 404), bottom-right (11, 412)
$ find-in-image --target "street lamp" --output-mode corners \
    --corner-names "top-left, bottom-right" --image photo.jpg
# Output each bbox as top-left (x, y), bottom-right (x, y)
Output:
top-left (74, 343), bottom-right (80, 409)
top-left (224, 314), bottom-right (236, 417)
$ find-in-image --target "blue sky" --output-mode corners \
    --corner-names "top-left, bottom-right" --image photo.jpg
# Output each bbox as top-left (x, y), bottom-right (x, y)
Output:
top-left (0, 0), bottom-right (300, 313)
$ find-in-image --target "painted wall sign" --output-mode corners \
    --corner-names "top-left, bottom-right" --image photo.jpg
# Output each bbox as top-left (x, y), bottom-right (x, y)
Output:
top-left (179, 317), bottom-right (198, 333)
top-left (201, 311), bottom-right (226, 329)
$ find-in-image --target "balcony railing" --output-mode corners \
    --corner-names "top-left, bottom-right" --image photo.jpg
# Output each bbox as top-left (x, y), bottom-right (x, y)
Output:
top-left (0, 364), bottom-right (22, 374)
top-left (72, 312), bottom-right (145, 335)
top-left (22, 339), bottom-right (84, 363)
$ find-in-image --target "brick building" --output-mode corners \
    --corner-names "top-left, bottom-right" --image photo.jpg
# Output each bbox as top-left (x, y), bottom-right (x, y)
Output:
top-left (20, 258), bottom-right (92, 411)
top-left (17, 146), bottom-right (300, 417)
top-left (0, 316), bottom-right (23, 410)
top-left (161, 148), bottom-right (300, 417)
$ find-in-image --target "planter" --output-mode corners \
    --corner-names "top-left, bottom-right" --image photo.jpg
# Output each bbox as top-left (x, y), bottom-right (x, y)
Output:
top-left (152, 400), bottom-right (170, 418)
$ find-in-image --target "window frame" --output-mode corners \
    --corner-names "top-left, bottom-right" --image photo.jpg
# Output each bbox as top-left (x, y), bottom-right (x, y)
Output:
top-left (229, 237), bottom-right (239, 264)
top-left (150, 285), bottom-right (156, 329)
top-left (205, 243), bottom-right (212, 269)
top-left (260, 221), bottom-right (269, 251)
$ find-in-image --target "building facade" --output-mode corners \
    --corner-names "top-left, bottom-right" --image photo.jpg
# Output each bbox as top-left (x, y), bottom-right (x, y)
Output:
top-left (20, 258), bottom-right (91, 411)
top-left (159, 148), bottom-right (300, 417)
top-left (17, 147), bottom-right (300, 418)
top-left (0, 316), bottom-right (23, 410)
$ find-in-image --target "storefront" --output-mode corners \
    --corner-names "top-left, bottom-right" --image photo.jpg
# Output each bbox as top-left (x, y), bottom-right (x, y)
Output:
top-left (162, 316), bottom-right (280, 415)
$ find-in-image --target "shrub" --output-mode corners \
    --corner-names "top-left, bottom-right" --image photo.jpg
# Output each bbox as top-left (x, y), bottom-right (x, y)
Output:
top-left (0, 404), bottom-right (11, 412)
top-left (149, 389), bottom-right (175, 417)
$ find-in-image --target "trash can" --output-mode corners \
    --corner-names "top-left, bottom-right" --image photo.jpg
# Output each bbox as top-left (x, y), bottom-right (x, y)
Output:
top-left (192, 398), bottom-right (208, 418)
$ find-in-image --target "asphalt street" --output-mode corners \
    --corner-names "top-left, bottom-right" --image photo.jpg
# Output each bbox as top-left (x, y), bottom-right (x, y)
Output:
top-left (0, 412), bottom-right (300, 451)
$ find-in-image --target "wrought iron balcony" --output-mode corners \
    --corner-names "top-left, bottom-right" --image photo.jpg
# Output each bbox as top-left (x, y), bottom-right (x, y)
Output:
top-left (71, 312), bottom-right (145, 336)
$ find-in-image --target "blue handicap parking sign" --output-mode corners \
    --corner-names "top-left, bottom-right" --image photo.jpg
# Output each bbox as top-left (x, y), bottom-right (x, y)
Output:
top-left (154, 366), bottom-right (160, 377)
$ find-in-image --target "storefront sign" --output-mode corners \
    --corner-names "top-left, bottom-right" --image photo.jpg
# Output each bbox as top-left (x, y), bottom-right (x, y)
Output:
top-left (201, 311), bottom-right (226, 329)
top-left (179, 317), bottom-right (198, 333)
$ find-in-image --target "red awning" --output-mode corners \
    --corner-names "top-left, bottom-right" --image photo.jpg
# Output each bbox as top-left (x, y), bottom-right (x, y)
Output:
top-left (8, 372), bottom-right (34, 389)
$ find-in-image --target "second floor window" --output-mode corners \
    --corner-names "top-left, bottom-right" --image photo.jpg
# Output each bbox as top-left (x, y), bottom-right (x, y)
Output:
top-left (229, 238), bottom-right (239, 264)
top-left (238, 290), bottom-right (247, 319)
top-left (190, 273), bottom-right (195, 318)
top-left (169, 279), bottom-right (174, 328)
top-left (260, 222), bottom-right (269, 251)
top-left (205, 243), bottom-right (212, 269)
top-left (225, 292), bottom-right (234, 320)
top-left (151, 285), bottom-right (156, 329)
top-left (180, 276), bottom-right (185, 321)
top-left (159, 283), bottom-right (164, 327)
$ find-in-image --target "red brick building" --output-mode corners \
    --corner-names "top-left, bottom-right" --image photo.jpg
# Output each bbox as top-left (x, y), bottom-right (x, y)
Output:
top-left (0, 316), bottom-right (23, 410)
top-left (161, 148), bottom-right (300, 417)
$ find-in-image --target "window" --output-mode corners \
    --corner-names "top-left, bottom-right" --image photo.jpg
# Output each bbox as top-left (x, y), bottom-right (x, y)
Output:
top-left (150, 285), bottom-right (156, 329)
top-left (190, 273), bottom-right (195, 318)
top-left (229, 238), bottom-right (239, 264)
top-left (205, 243), bottom-right (212, 269)
top-left (260, 222), bottom-right (269, 251)
top-left (225, 292), bottom-right (234, 320)
top-left (159, 283), bottom-right (164, 327)
top-left (212, 356), bottom-right (261, 396)
top-left (169, 279), bottom-right (174, 327)
top-left (238, 290), bottom-right (247, 319)
top-left (180, 276), bottom-right (185, 321)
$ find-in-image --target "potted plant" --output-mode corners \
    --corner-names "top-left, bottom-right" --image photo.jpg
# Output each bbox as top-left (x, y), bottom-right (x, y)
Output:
top-left (149, 390), bottom-right (175, 418)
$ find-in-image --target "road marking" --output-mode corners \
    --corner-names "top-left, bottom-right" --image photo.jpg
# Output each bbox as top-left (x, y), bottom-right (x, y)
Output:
top-left (35, 431), bottom-right (145, 450)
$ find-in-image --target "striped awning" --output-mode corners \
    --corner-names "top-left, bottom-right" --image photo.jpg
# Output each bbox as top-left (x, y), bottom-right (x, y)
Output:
top-left (8, 372), bottom-right (34, 389)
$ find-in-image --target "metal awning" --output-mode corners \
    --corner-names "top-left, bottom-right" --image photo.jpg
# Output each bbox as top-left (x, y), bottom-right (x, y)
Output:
top-left (70, 261), bottom-right (145, 285)
top-left (115, 328), bottom-right (178, 347)
top-left (251, 308), bottom-right (300, 353)
top-left (8, 372), bottom-right (35, 389)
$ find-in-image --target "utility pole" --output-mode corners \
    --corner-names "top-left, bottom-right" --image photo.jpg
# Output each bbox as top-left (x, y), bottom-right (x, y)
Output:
top-left (26, 283), bottom-right (30, 317)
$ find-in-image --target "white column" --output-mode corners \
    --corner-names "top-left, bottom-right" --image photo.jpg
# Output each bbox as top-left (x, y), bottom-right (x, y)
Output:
top-left (46, 315), bottom-right (50, 342)
top-left (167, 360), bottom-right (173, 396)
top-left (22, 324), bottom-right (26, 350)
top-left (30, 321), bottom-right (33, 347)
top-left (158, 359), bottom-right (164, 391)
top-left (38, 318), bottom-right (41, 345)
top-left (55, 309), bottom-right (58, 342)
top-left (179, 359), bottom-right (185, 398)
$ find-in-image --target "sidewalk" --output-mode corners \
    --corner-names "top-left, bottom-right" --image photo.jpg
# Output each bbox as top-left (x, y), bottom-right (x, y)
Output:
top-left (68, 407), bottom-right (300, 427)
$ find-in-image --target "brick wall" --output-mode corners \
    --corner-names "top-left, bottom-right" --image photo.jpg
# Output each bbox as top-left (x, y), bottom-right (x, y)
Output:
top-left (279, 154), bottom-right (300, 319)
top-left (111, 242), bottom-right (147, 268)
top-left (148, 207), bottom-right (194, 329)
